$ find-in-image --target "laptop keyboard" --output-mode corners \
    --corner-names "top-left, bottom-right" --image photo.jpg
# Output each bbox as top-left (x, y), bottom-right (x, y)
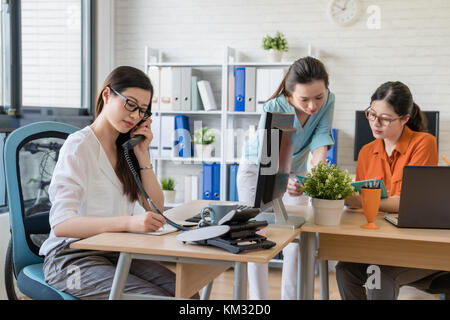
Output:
top-left (383, 213), bottom-right (399, 226)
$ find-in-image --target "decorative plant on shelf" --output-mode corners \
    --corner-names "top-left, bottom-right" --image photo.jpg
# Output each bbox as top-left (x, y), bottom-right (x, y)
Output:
top-left (302, 162), bottom-right (354, 226)
top-left (192, 127), bottom-right (216, 159)
top-left (262, 31), bottom-right (288, 62)
top-left (161, 177), bottom-right (176, 203)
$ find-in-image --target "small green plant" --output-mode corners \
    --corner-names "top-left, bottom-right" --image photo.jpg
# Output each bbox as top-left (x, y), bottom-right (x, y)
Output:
top-left (262, 31), bottom-right (288, 52)
top-left (302, 162), bottom-right (354, 200)
top-left (192, 127), bottom-right (215, 145)
top-left (161, 177), bottom-right (175, 191)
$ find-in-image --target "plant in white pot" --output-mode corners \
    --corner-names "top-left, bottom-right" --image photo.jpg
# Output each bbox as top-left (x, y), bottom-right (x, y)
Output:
top-left (161, 177), bottom-right (176, 204)
top-left (262, 31), bottom-right (288, 62)
top-left (302, 162), bottom-right (354, 226)
top-left (192, 127), bottom-right (215, 159)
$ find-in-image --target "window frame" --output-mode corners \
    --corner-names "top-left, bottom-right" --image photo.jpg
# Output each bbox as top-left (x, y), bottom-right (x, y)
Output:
top-left (3, 0), bottom-right (94, 120)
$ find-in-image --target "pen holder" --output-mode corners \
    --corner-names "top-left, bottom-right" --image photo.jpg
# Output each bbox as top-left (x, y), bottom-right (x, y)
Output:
top-left (361, 187), bottom-right (381, 230)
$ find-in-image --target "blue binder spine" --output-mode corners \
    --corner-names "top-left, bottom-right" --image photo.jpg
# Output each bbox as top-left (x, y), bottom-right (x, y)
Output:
top-left (326, 128), bottom-right (338, 165)
top-left (228, 164), bottom-right (239, 201)
top-left (202, 163), bottom-right (213, 200)
top-left (174, 115), bottom-right (192, 158)
top-left (234, 67), bottom-right (245, 112)
top-left (212, 163), bottom-right (221, 200)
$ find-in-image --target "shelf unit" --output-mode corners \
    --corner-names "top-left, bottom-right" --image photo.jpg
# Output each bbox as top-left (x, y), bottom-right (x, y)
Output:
top-left (144, 46), bottom-right (313, 205)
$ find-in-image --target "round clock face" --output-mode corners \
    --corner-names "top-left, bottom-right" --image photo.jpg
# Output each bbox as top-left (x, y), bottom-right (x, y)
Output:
top-left (328, 0), bottom-right (362, 26)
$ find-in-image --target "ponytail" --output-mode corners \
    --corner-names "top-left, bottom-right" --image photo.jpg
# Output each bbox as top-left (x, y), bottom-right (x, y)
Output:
top-left (267, 56), bottom-right (329, 101)
top-left (406, 102), bottom-right (428, 132)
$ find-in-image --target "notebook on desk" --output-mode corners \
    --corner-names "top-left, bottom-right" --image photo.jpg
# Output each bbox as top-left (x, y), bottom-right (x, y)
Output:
top-left (383, 166), bottom-right (450, 229)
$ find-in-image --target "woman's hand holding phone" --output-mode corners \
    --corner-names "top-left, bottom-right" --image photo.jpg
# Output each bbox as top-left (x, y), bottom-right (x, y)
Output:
top-left (131, 118), bottom-right (153, 160)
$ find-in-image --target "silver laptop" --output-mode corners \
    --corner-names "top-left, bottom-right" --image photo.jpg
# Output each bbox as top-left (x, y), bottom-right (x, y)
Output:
top-left (384, 166), bottom-right (450, 229)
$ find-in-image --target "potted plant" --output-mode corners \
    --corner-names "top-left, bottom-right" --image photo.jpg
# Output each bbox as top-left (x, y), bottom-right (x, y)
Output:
top-left (192, 127), bottom-right (216, 159)
top-left (161, 177), bottom-right (176, 204)
top-left (302, 162), bottom-right (354, 226)
top-left (262, 31), bottom-right (288, 62)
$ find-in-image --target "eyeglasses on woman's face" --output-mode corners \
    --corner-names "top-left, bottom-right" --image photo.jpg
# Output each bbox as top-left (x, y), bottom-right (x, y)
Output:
top-left (365, 107), bottom-right (403, 127)
top-left (109, 86), bottom-right (151, 119)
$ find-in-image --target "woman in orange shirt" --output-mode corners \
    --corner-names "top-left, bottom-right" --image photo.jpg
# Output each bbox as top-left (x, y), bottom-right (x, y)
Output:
top-left (337, 81), bottom-right (447, 300)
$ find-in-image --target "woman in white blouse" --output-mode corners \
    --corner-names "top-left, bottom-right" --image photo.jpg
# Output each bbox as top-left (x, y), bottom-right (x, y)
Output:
top-left (40, 66), bottom-right (179, 299)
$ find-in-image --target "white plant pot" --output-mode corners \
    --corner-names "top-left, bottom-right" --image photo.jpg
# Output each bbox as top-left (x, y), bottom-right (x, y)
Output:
top-left (163, 190), bottom-right (176, 204)
top-left (194, 144), bottom-right (214, 159)
top-left (267, 49), bottom-right (283, 62)
top-left (311, 198), bottom-right (345, 226)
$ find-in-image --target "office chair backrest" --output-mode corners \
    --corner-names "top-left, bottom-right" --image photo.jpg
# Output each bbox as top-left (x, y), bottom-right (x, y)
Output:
top-left (354, 110), bottom-right (440, 161)
top-left (4, 121), bottom-right (79, 277)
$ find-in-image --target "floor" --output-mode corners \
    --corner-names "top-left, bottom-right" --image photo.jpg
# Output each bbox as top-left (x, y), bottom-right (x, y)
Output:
top-left (170, 264), bottom-right (441, 300)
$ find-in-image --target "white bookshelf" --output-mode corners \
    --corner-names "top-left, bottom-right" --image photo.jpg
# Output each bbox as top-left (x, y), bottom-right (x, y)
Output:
top-left (144, 45), bottom-right (316, 203)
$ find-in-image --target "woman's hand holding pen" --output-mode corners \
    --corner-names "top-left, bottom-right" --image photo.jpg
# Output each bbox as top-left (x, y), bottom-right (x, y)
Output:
top-left (287, 177), bottom-right (304, 197)
top-left (128, 211), bottom-right (166, 233)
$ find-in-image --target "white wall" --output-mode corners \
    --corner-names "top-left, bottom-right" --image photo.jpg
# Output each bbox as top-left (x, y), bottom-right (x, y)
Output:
top-left (112, 0), bottom-right (450, 178)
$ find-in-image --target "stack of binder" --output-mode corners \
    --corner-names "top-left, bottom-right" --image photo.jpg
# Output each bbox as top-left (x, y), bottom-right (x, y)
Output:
top-left (146, 67), bottom-right (215, 112)
top-left (202, 163), bottom-right (220, 200)
top-left (230, 67), bottom-right (286, 113)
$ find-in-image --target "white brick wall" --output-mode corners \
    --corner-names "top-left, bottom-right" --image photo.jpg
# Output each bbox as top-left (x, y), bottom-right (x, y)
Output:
top-left (113, 0), bottom-right (450, 198)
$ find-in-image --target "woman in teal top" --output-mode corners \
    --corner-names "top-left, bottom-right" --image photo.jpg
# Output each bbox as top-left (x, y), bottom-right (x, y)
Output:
top-left (237, 56), bottom-right (335, 300)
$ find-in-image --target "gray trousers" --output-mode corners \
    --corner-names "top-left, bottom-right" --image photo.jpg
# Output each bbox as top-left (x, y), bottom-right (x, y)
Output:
top-left (43, 241), bottom-right (180, 300)
top-left (336, 261), bottom-right (446, 300)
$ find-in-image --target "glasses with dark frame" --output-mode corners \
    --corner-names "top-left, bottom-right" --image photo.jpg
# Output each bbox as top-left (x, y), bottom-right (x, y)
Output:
top-left (109, 86), bottom-right (151, 119)
top-left (364, 107), bottom-right (403, 127)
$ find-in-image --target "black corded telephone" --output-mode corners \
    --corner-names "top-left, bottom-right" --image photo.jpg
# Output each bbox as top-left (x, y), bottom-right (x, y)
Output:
top-left (122, 123), bottom-right (189, 231)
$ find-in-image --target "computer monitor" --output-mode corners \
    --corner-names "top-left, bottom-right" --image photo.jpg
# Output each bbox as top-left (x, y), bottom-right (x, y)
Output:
top-left (354, 110), bottom-right (439, 161)
top-left (253, 112), bottom-right (305, 229)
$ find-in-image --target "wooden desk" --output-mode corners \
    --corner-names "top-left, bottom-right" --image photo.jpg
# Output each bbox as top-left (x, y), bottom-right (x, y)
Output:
top-left (71, 200), bottom-right (305, 300)
top-left (299, 208), bottom-right (450, 299)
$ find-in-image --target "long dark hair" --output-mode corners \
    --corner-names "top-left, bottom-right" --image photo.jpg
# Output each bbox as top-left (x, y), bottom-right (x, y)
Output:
top-left (95, 66), bottom-right (153, 202)
top-left (268, 56), bottom-right (329, 101)
top-left (370, 81), bottom-right (427, 132)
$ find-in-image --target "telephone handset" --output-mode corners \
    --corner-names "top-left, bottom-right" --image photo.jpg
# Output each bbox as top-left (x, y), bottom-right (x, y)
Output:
top-left (122, 126), bottom-right (189, 231)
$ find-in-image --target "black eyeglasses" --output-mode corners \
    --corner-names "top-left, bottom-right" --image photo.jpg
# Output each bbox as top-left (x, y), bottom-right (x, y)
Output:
top-left (109, 86), bottom-right (151, 119)
top-left (365, 107), bottom-right (403, 127)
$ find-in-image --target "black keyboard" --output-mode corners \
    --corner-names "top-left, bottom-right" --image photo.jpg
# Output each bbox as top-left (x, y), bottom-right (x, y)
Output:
top-left (185, 205), bottom-right (259, 223)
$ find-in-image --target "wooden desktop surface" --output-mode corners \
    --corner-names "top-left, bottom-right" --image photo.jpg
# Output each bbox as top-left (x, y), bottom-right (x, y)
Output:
top-left (71, 200), bottom-right (305, 264)
top-left (302, 208), bottom-right (450, 271)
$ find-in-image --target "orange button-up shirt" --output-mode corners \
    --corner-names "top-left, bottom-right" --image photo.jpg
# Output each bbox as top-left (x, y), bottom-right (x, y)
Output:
top-left (356, 125), bottom-right (438, 197)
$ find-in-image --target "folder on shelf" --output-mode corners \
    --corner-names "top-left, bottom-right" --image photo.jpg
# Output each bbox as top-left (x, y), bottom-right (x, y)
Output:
top-left (147, 66), bottom-right (161, 111)
top-left (197, 80), bottom-right (218, 111)
top-left (228, 164), bottom-right (239, 201)
top-left (326, 128), bottom-right (338, 165)
top-left (202, 163), bottom-right (220, 200)
top-left (245, 67), bottom-right (256, 112)
top-left (212, 163), bottom-right (221, 200)
top-left (150, 114), bottom-right (160, 158)
top-left (174, 114), bottom-right (192, 158)
top-left (202, 163), bottom-right (213, 200)
top-left (256, 68), bottom-right (270, 112)
top-left (234, 67), bottom-right (245, 112)
top-left (181, 67), bottom-right (192, 111)
top-left (228, 69), bottom-right (235, 111)
top-left (160, 115), bottom-right (175, 158)
top-left (191, 75), bottom-right (204, 111)
top-left (160, 67), bottom-right (181, 111)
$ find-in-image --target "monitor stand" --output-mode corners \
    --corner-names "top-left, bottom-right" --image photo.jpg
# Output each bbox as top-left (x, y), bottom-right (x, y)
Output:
top-left (256, 198), bottom-right (305, 229)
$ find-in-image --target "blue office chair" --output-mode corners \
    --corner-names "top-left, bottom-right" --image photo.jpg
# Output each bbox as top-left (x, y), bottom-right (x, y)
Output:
top-left (4, 121), bottom-right (80, 300)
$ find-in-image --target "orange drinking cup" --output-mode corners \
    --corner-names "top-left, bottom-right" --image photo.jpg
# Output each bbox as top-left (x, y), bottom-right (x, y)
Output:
top-left (361, 187), bottom-right (381, 230)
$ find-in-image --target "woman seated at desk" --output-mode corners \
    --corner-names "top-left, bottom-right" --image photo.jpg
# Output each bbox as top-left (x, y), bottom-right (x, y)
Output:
top-left (338, 81), bottom-right (447, 300)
